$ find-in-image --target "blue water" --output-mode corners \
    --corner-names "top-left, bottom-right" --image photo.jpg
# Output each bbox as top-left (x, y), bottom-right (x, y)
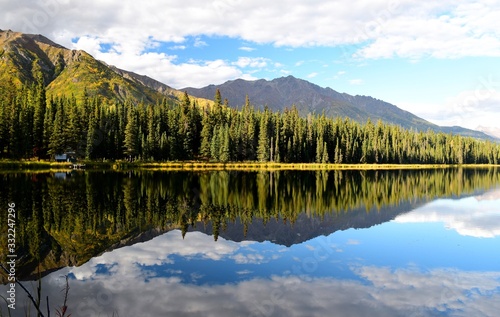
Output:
top-left (2, 190), bottom-right (500, 317)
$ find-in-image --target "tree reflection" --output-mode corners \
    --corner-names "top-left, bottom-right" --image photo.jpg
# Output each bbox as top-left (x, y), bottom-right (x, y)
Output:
top-left (1, 168), bottom-right (499, 282)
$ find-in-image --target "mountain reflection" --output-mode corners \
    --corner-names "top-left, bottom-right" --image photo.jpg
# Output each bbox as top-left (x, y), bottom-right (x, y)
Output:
top-left (2, 229), bottom-right (499, 317)
top-left (0, 168), bottom-right (499, 281)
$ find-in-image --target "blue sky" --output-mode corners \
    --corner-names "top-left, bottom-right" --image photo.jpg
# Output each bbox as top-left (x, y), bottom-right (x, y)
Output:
top-left (2, 0), bottom-right (500, 134)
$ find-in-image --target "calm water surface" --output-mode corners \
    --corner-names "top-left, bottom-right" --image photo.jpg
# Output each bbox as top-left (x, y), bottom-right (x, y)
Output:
top-left (1, 169), bottom-right (499, 317)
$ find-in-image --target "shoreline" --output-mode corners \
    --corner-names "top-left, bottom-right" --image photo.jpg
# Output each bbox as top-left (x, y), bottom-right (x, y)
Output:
top-left (1, 160), bottom-right (499, 172)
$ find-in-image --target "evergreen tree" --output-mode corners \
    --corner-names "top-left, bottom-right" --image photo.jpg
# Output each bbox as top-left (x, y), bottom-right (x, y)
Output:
top-left (48, 101), bottom-right (66, 156)
top-left (32, 78), bottom-right (46, 157)
top-left (124, 106), bottom-right (139, 159)
top-left (85, 111), bottom-right (98, 159)
top-left (200, 109), bottom-right (213, 159)
top-left (257, 110), bottom-right (270, 162)
top-left (210, 126), bottom-right (220, 161)
top-left (322, 142), bottom-right (329, 163)
top-left (219, 124), bottom-right (230, 163)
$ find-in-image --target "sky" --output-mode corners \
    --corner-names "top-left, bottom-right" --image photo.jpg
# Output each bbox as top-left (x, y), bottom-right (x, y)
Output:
top-left (2, 0), bottom-right (500, 133)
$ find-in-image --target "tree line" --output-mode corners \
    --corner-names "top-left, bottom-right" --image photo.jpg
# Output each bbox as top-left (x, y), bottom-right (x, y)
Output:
top-left (1, 82), bottom-right (499, 164)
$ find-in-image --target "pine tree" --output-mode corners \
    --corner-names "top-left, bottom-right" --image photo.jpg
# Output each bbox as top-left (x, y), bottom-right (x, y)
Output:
top-left (64, 96), bottom-right (81, 153)
top-left (257, 111), bottom-right (269, 162)
top-left (244, 108), bottom-right (256, 160)
top-left (145, 106), bottom-right (156, 160)
top-left (190, 101), bottom-right (202, 156)
top-left (219, 124), bottom-right (230, 163)
top-left (210, 126), bottom-right (220, 161)
top-left (85, 111), bottom-right (98, 159)
top-left (48, 101), bottom-right (65, 156)
top-left (124, 106), bottom-right (139, 160)
top-left (200, 108), bottom-right (213, 159)
top-left (316, 136), bottom-right (323, 163)
top-left (8, 101), bottom-right (21, 158)
top-left (32, 78), bottom-right (46, 157)
top-left (322, 142), bottom-right (329, 163)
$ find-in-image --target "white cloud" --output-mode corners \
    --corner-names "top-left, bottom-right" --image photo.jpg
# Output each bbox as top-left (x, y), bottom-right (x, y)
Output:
top-left (193, 37), bottom-right (207, 48)
top-left (346, 239), bottom-right (360, 245)
top-left (307, 72), bottom-right (318, 78)
top-left (87, 46), bottom-right (248, 88)
top-left (349, 79), bottom-right (364, 85)
top-left (6, 1), bottom-right (500, 56)
top-left (169, 45), bottom-right (186, 50)
top-left (477, 126), bottom-right (500, 139)
top-left (239, 46), bottom-right (256, 52)
top-left (395, 188), bottom-right (500, 238)
top-left (233, 57), bottom-right (269, 68)
top-left (3, 0), bottom-right (500, 87)
top-left (398, 88), bottom-right (500, 130)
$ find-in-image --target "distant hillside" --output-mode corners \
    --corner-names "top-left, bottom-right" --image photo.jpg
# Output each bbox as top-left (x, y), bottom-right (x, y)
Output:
top-left (184, 76), bottom-right (495, 140)
top-left (109, 65), bottom-right (213, 107)
top-left (0, 29), bottom-right (181, 105)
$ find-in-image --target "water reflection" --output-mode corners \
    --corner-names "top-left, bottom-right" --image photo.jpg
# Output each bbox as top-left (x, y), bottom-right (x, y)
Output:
top-left (395, 188), bottom-right (500, 238)
top-left (0, 169), bottom-right (499, 316)
top-left (1, 168), bottom-right (499, 282)
top-left (4, 223), bottom-right (499, 317)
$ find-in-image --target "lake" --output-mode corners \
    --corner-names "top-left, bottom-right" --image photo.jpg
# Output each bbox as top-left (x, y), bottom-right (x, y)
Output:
top-left (1, 168), bottom-right (500, 316)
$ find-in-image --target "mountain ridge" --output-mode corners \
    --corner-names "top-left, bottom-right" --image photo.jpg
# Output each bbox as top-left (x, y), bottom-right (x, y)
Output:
top-left (184, 75), bottom-right (496, 140)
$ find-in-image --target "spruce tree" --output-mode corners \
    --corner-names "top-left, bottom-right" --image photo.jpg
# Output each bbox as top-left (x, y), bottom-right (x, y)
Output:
top-left (124, 106), bottom-right (139, 160)
top-left (200, 110), bottom-right (213, 158)
top-left (85, 112), bottom-right (97, 159)
top-left (322, 142), bottom-right (329, 163)
top-left (257, 111), bottom-right (269, 162)
top-left (210, 126), bottom-right (220, 161)
top-left (219, 124), bottom-right (230, 163)
top-left (48, 101), bottom-right (65, 156)
top-left (32, 78), bottom-right (46, 156)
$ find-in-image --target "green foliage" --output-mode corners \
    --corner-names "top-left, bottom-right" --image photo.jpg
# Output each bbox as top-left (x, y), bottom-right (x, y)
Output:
top-left (124, 104), bottom-right (139, 159)
top-left (1, 84), bottom-right (500, 164)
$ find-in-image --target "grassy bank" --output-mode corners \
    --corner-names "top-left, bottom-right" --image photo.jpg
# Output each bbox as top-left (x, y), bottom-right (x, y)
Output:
top-left (2, 159), bottom-right (499, 172)
top-left (114, 161), bottom-right (500, 171)
top-left (0, 160), bottom-right (72, 171)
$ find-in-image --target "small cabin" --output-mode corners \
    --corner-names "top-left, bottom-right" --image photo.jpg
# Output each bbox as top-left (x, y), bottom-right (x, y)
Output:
top-left (54, 152), bottom-right (76, 163)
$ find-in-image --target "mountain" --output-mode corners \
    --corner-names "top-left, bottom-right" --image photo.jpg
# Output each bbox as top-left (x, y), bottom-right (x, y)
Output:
top-left (108, 64), bottom-right (213, 106)
top-left (477, 126), bottom-right (500, 139)
top-left (184, 76), bottom-right (495, 140)
top-left (0, 29), bottom-right (185, 105)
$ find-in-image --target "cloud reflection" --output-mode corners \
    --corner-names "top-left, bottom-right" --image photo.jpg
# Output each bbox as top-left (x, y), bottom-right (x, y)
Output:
top-left (36, 263), bottom-right (500, 317)
top-left (2, 230), bottom-right (499, 317)
top-left (395, 188), bottom-right (500, 238)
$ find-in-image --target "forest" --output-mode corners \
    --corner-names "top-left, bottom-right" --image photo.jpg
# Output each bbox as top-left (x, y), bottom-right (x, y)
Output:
top-left (1, 80), bottom-right (500, 164)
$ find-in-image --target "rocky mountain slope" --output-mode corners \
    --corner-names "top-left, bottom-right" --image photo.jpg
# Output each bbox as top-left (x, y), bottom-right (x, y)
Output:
top-left (0, 29), bottom-right (186, 105)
